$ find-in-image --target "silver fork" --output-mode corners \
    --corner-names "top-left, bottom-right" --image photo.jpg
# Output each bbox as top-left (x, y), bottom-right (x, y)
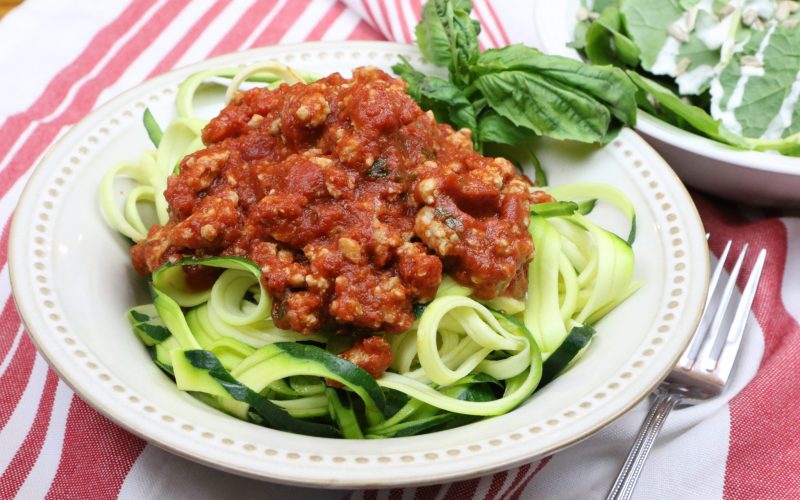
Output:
top-left (606, 241), bottom-right (767, 500)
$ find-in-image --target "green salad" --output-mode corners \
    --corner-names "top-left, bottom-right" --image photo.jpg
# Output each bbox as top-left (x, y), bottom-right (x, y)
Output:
top-left (573, 0), bottom-right (800, 155)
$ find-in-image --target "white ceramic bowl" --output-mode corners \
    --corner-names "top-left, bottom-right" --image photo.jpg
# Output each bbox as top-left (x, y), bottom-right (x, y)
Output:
top-left (533, 0), bottom-right (800, 207)
top-left (9, 41), bottom-right (709, 488)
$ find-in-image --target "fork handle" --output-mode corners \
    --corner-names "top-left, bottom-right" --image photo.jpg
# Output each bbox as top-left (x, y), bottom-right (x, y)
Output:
top-left (606, 391), bottom-right (682, 500)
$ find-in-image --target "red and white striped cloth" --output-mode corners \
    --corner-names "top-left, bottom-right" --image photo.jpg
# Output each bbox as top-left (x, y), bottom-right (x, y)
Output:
top-left (0, 1), bottom-right (798, 498)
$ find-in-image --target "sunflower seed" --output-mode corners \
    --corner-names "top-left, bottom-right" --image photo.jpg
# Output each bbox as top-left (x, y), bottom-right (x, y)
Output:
top-left (674, 57), bottom-right (691, 76)
top-left (740, 55), bottom-right (764, 67)
top-left (685, 7), bottom-right (700, 32)
top-left (784, 17), bottom-right (800, 28)
top-left (668, 23), bottom-right (690, 43)
top-left (776, 1), bottom-right (799, 21)
top-left (742, 8), bottom-right (758, 25)
top-left (718, 3), bottom-right (735, 17)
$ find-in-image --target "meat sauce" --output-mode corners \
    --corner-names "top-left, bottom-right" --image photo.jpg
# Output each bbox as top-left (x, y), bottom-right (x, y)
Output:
top-left (131, 67), bottom-right (543, 375)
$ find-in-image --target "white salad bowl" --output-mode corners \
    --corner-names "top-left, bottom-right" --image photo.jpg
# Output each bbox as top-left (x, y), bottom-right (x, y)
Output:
top-left (533, 0), bottom-right (800, 207)
top-left (9, 41), bottom-right (709, 488)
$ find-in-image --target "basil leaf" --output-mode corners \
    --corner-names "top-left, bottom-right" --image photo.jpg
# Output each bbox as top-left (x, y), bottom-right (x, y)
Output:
top-left (473, 45), bottom-right (638, 126)
top-left (477, 110), bottom-right (535, 146)
top-left (392, 57), bottom-right (477, 133)
top-left (416, 0), bottom-right (453, 66)
top-left (367, 158), bottom-right (389, 177)
top-left (440, 0), bottom-right (481, 87)
top-left (405, 0), bottom-right (639, 151)
top-left (416, 0), bottom-right (479, 80)
top-left (444, 216), bottom-right (463, 232)
top-left (434, 208), bottom-right (463, 232)
top-left (475, 69), bottom-right (617, 143)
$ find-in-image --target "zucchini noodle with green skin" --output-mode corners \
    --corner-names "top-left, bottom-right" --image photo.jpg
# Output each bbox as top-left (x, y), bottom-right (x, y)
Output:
top-left (103, 62), bottom-right (641, 439)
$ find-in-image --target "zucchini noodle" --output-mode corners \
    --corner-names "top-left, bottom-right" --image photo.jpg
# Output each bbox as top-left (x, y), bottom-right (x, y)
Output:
top-left (105, 62), bottom-right (641, 439)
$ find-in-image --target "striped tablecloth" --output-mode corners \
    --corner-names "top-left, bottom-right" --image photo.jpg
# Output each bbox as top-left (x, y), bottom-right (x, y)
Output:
top-left (1, 1), bottom-right (798, 498)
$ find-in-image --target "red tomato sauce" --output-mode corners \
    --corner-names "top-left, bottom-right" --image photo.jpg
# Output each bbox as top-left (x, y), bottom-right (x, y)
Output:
top-left (131, 67), bottom-right (541, 341)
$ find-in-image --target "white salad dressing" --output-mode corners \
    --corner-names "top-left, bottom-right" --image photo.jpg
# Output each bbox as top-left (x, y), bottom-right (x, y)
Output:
top-left (651, 0), bottom-right (743, 95)
top-left (744, 0), bottom-right (776, 19)
top-left (677, 64), bottom-right (718, 94)
top-left (651, 0), bottom-right (714, 77)
top-left (739, 65), bottom-right (765, 77)
top-left (710, 21), bottom-right (778, 136)
top-left (696, 2), bottom-right (740, 51)
top-left (651, 37), bottom-right (683, 76)
top-left (761, 67), bottom-right (800, 139)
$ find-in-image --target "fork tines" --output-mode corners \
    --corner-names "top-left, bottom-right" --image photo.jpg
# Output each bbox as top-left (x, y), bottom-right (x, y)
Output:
top-left (675, 241), bottom-right (767, 385)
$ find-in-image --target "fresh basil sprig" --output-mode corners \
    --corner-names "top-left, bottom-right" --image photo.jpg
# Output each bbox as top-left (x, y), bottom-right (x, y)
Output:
top-left (394, 0), bottom-right (637, 153)
top-left (416, 0), bottom-right (479, 77)
top-left (393, 57), bottom-right (477, 133)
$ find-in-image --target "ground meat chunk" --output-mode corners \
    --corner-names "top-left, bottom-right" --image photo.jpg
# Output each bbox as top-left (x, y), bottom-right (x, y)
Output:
top-left (130, 67), bottom-right (539, 336)
top-left (276, 291), bottom-right (324, 333)
top-left (396, 242), bottom-right (442, 302)
top-left (329, 268), bottom-right (413, 333)
top-left (130, 194), bottom-right (240, 275)
top-left (294, 92), bottom-right (330, 127)
top-left (169, 195), bottom-right (240, 248)
top-left (250, 241), bottom-right (310, 300)
top-left (166, 149), bottom-right (230, 220)
top-left (339, 336), bottom-right (394, 379)
top-left (130, 225), bottom-right (172, 275)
